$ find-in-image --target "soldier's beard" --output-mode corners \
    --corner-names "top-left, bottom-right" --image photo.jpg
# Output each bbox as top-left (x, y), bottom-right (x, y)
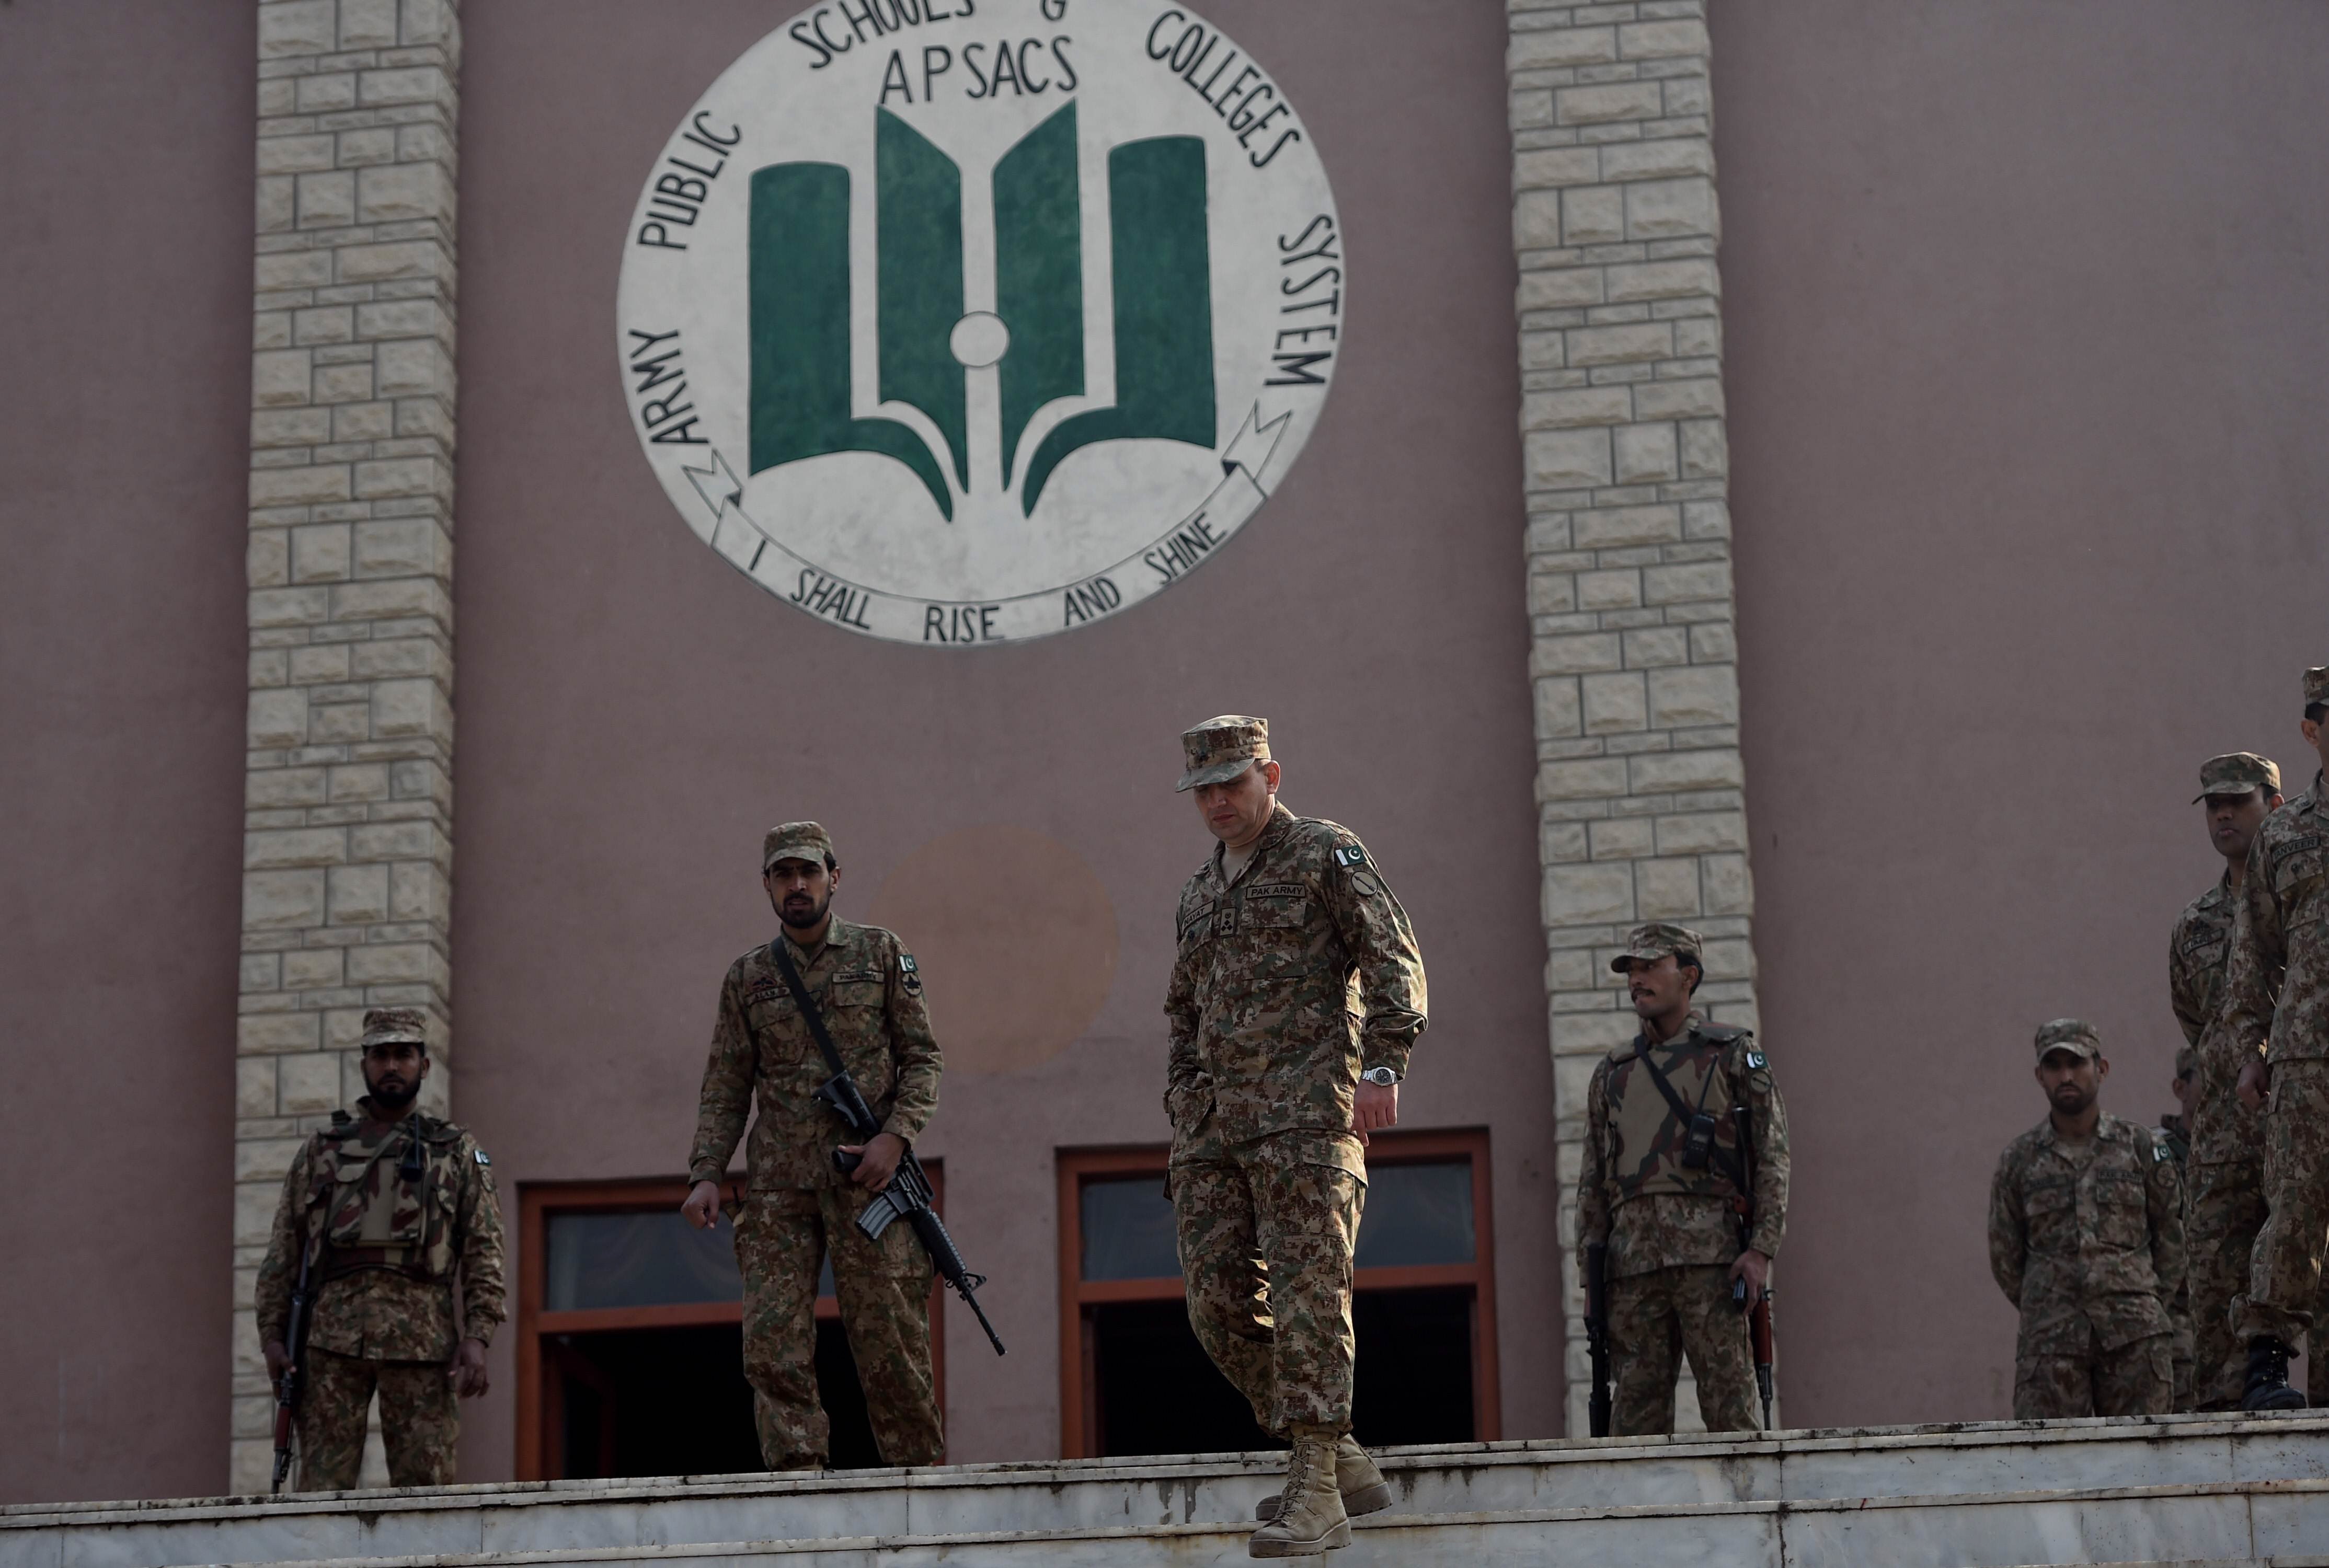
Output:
top-left (780, 891), bottom-right (832, 930)
top-left (367, 1072), bottom-right (421, 1111)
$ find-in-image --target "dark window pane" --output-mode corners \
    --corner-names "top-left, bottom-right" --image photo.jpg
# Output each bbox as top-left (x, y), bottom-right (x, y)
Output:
top-left (544, 1210), bottom-right (744, 1310)
top-left (1350, 1287), bottom-right (1475, 1446)
top-left (1355, 1160), bottom-right (1474, 1268)
top-left (1081, 1175), bottom-right (1181, 1281)
top-left (1088, 1299), bottom-right (1277, 1458)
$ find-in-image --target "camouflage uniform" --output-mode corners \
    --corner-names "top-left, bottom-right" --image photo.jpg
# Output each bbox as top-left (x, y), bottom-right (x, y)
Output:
top-left (1576, 929), bottom-right (1788, 1436)
top-left (1988, 1022), bottom-right (2184, 1420)
top-left (690, 825), bottom-right (944, 1469)
top-left (2153, 1100), bottom-right (2194, 1410)
top-left (2224, 741), bottom-right (2329, 1355)
top-left (254, 1013), bottom-right (506, 1493)
top-left (1164, 721), bottom-right (1427, 1442)
top-left (2173, 750), bottom-right (2284, 1409)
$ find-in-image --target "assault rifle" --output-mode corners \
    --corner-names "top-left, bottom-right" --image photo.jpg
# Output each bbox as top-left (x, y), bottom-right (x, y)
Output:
top-left (772, 941), bottom-right (1006, 1357)
top-left (1585, 1241), bottom-right (1613, 1437)
top-left (270, 1234), bottom-right (319, 1493)
top-left (1732, 1098), bottom-right (1775, 1431)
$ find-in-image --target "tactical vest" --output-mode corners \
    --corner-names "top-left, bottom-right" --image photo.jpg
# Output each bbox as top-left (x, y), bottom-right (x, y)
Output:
top-left (307, 1111), bottom-right (464, 1282)
top-left (1603, 1029), bottom-right (1752, 1204)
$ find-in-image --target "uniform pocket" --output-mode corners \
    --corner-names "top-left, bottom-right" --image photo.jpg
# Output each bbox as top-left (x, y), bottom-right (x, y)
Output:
top-left (2023, 1178), bottom-right (2075, 1252)
top-left (1244, 894), bottom-right (1307, 930)
top-left (2274, 847), bottom-right (2324, 901)
top-left (2093, 1171), bottom-right (2149, 1248)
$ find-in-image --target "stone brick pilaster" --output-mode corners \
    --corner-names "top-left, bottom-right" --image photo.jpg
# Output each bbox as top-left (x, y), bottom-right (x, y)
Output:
top-left (1502, 2), bottom-right (1762, 1436)
top-left (230, 0), bottom-right (462, 1493)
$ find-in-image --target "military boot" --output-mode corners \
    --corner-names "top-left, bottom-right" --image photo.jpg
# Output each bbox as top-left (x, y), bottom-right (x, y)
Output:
top-left (1248, 1434), bottom-right (1351, 1558)
top-left (1254, 1435), bottom-right (1390, 1521)
top-left (2242, 1335), bottom-right (2308, 1411)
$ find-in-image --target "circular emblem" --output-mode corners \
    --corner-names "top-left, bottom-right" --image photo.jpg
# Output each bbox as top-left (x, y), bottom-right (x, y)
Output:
top-left (617, 2), bottom-right (1343, 645)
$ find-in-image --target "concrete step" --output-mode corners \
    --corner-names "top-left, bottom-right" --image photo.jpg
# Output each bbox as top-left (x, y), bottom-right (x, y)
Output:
top-left (5, 1415), bottom-right (2327, 1568)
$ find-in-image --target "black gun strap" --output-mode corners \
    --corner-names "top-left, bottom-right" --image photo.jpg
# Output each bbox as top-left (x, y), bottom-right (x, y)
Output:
top-left (770, 937), bottom-right (855, 1088)
top-left (1633, 1036), bottom-right (1747, 1191)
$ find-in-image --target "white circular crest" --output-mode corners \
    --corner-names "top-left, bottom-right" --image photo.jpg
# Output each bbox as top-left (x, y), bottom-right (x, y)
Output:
top-left (617, 1), bottom-right (1344, 645)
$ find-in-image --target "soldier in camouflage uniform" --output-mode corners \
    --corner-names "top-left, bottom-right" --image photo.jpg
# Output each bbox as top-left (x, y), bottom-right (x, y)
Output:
top-left (256, 1009), bottom-right (505, 1492)
top-left (1988, 1020), bottom-right (2184, 1419)
top-left (2155, 1046), bottom-right (2197, 1409)
top-left (682, 823), bottom-right (945, 1470)
top-left (1164, 717), bottom-right (1427, 1558)
top-left (1576, 923), bottom-right (1788, 1435)
top-left (2167, 752), bottom-right (2282, 1409)
top-left (2225, 667), bottom-right (2329, 1410)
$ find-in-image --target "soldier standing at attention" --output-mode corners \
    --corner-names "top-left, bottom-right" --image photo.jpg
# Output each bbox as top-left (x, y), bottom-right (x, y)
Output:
top-left (255, 1009), bottom-right (505, 1491)
top-left (1164, 717), bottom-right (1427, 1559)
top-left (2226, 668), bottom-right (2329, 1410)
top-left (681, 823), bottom-right (945, 1469)
top-left (1989, 1020), bottom-right (2184, 1419)
top-left (2171, 753), bottom-right (2281, 1408)
top-left (1576, 923), bottom-right (1789, 1434)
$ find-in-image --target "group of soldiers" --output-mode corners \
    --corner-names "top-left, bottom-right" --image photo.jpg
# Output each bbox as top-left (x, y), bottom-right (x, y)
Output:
top-left (253, 714), bottom-right (1428, 1559)
top-left (250, 673), bottom-right (2327, 1550)
top-left (1986, 664), bottom-right (2329, 1417)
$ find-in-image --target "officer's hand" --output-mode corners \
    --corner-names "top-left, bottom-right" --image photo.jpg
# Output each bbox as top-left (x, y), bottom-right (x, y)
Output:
top-left (2238, 1056), bottom-right (2270, 1112)
top-left (450, 1338), bottom-right (489, 1398)
top-left (263, 1339), bottom-right (293, 1384)
top-left (1729, 1248), bottom-right (1771, 1298)
top-left (681, 1180), bottom-right (722, 1230)
top-left (1352, 1081), bottom-right (1399, 1147)
top-left (842, 1132), bottom-right (905, 1192)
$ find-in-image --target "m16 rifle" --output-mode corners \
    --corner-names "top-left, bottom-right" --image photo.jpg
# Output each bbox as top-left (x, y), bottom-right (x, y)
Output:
top-left (1585, 1241), bottom-right (1613, 1437)
top-left (270, 1233), bottom-right (319, 1493)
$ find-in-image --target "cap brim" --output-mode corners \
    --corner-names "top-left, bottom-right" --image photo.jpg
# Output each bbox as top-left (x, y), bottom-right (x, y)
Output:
top-left (2037, 1044), bottom-right (2102, 1063)
top-left (1176, 758), bottom-right (1256, 793)
top-left (1609, 950), bottom-right (1659, 973)
top-left (360, 1034), bottom-right (426, 1049)
top-left (763, 847), bottom-right (826, 870)
top-left (2194, 787), bottom-right (2267, 804)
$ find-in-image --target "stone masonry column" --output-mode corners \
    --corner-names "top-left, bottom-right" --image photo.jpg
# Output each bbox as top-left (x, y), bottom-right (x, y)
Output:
top-left (230, 0), bottom-right (462, 1493)
top-left (1502, 1), bottom-right (1763, 1436)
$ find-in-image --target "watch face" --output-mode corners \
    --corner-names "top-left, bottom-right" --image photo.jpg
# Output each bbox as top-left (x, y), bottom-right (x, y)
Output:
top-left (617, 0), bottom-right (1345, 646)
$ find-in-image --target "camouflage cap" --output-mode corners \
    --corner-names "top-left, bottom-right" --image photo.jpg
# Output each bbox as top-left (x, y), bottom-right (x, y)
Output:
top-left (2194, 752), bottom-right (2281, 803)
top-left (1608, 921), bottom-right (1705, 973)
top-left (2034, 1018), bottom-right (2102, 1062)
top-left (2308, 667), bottom-right (2329, 708)
top-left (1177, 715), bottom-right (1271, 793)
top-left (359, 1007), bottom-right (428, 1051)
top-left (762, 821), bottom-right (835, 871)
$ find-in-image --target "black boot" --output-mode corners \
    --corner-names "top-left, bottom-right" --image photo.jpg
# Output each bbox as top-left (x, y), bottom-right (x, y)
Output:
top-left (2242, 1336), bottom-right (2308, 1412)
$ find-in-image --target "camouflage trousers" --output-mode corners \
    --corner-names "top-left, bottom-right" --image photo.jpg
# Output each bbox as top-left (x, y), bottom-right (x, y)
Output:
top-left (1607, 1264), bottom-right (1758, 1435)
top-left (2240, 1058), bottom-right (2329, 1350)
top-left (295, 1347), bottom-right (456, 1492)
top-left (2187, 1160), bottom-right (2267, 1409)
top-left (733, 1184), bottom-right (941, 1469)
top-left (1172, 1139), bottom-right (1365, 1438)
top-left (2013, 1323), bottom-right (2173, 1420)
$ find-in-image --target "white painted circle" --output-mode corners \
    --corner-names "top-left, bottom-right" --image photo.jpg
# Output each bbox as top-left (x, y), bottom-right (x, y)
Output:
top-left (949, 312), bottom-right (1011, 368)
top-left (617, 1), bottom-right (1345, 647)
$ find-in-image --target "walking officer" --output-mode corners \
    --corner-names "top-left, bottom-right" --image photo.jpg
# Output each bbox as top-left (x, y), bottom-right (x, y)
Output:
top-left (681, 823), bottom-right (946, 1469)
top-left (1164, 717), bottom-right (1428, 1558)
top-left (1576, 923), bottom-right (1789, 1434)
top-left (255, 1008), bottom-right (506, 1491)
top-left (1988, 1020), bottom-right (2184, 1418)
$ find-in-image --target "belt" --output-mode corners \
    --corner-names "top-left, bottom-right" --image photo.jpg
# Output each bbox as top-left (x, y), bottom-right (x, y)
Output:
top-left (324, 1246), bottom-right (440, 1278)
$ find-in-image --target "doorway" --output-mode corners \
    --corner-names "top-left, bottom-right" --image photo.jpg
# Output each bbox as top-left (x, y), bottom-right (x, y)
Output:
top-left (516, 1178), bottom-right (944, 1479)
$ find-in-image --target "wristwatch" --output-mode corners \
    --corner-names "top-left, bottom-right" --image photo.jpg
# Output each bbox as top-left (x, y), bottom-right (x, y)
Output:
top-left (1360, 1066), bottom-right (1402, 1087)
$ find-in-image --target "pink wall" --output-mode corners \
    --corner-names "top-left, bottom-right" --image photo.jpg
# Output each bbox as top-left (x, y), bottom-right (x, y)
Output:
top-left (447, 1), bottom-right (1550, 1472)
top-left (0, 3), bottom-right (255, 1505)
top-left (1714, 1), bottom-right (2329, 1426)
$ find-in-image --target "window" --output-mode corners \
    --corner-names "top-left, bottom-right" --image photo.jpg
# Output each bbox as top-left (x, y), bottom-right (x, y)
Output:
top-left (514, 1176), bottom-right (945, 1479)
top-left (1054, 1130), bottom-right (1499, 1459)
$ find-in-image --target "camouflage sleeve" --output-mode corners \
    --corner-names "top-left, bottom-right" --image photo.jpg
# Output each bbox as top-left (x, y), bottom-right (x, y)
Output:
top-left (2220, 833), bottom-right (2287, 1057)
top-left (2168, 913), bottom-right (2206, 1049)
top-left (1323, 836), bottom-right (1428, 1077)
top-left (687, 964), bottom-right (756, 1186)
top-left (1574, 1058), bottom-right (1612, 1274)
top-left (254, 1138), bottom-right (317, 1346)
top-left (1740, 1045), bottom-right (1788, 1260)
top-left (455, 1136), bottom-right (508, 1345)
top-left (1164, 913), bottom-right (1206, 1120)
top-left (879, 937), bottom-right (942, 1144)
top-left (2146, 1132), bottom-right (2186, 1325)
top-left (1988, 1145), bottom-right (2026, 1307)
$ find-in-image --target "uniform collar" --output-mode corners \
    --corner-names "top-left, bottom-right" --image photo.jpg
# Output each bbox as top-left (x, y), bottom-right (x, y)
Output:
top-left (1617, 1008), bottom-right (1710, 1059)
top-left (779, 916), bottom-right (853, 968)
top-left (2034, 1110), bottom-right (2118, 1156)
top-left (1208, 802), bottom-right (1295, 888)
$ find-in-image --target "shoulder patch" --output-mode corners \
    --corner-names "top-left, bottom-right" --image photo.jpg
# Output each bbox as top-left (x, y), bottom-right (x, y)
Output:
top-left (899, 951), bottom-right (924, 994)
top-left (1745, 1050), bottom-right (1765, 1071)
top-left (475, 1148), bottom-right (491, 1167)
top-left (1332, 844), bottom-right (1369, 869)
top-left (1352, 871), bottom-right (1383, 896)
top-left (899, 953), bottom-right (917, 973)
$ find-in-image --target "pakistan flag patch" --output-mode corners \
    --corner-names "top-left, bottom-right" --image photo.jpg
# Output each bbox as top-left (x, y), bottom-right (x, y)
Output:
top-left (1333, 846), bottom-right (1369, 869)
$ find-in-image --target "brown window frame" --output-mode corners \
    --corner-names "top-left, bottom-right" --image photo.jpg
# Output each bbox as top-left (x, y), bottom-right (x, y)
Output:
top-left (1053, 1128), bottom-right (1499, 1459)
top-left (514, 1171), bottom-right (947, 1480)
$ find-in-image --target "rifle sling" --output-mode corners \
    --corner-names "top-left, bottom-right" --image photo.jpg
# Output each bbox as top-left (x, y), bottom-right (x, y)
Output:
top-left (770, 938), bottom-right (875, 1135)
top-left (1633, 1036), bottom-right (1748, 1193)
